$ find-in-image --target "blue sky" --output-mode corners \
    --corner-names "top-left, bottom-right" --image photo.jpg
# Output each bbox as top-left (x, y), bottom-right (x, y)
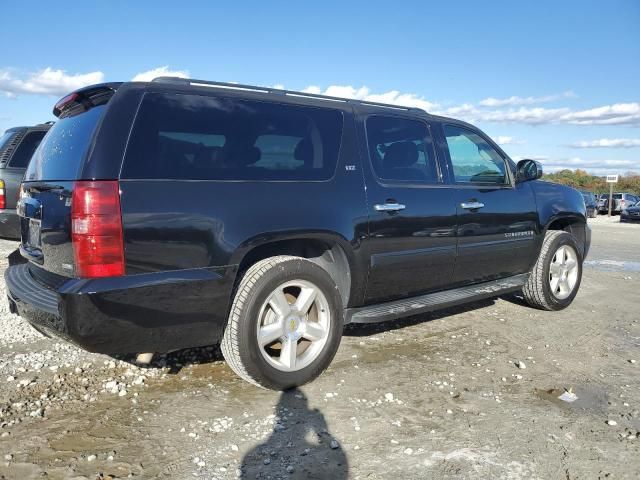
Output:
top-left (1, 0), bottom-right (639, 175)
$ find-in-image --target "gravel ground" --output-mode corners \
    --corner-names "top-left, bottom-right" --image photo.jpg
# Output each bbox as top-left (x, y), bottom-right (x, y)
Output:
top-left (0, 216), bottom-right (639, 479)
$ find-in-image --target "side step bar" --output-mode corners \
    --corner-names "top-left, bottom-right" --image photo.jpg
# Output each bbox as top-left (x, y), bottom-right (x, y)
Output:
top-left (344, 273), bottom-right (529, 324)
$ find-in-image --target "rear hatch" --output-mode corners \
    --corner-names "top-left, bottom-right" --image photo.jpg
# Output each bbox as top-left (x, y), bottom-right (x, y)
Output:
top-left (19, 85), bottom-right (122, 279)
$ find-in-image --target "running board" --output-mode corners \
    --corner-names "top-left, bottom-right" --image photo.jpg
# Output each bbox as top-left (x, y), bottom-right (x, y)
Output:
top-left (344, 273), bottom-right (529, 324)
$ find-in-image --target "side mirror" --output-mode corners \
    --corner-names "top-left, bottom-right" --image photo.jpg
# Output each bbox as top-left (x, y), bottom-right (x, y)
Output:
top-left (516, 159), bottom-right (543, 183)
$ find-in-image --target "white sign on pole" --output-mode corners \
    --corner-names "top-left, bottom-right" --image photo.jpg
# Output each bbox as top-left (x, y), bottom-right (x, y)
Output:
top-left (606, 175), bottom-right (619, 183)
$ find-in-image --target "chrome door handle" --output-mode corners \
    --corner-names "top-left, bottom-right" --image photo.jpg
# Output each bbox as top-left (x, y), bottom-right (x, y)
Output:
top-left (374, 203), bottom-right (406, 212)
top-left (460, 201), bottom-right (485, 210)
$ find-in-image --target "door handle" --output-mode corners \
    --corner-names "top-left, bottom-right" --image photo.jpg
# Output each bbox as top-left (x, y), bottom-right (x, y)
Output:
top-left (460, 201), bottom-right (485, 210)
top-left (374, 202), bottom-right (406, 212)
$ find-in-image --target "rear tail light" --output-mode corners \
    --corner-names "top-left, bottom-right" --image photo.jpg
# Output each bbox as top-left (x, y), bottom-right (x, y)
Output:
top-left (0, 180), bottom-right (5, 209)
top-left (71, 181), bottom-right (124, 278)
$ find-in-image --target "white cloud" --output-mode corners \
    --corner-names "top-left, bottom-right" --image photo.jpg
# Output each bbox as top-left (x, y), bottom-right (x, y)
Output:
top-left (437, 103), bottom-right (640, 127)
top-left (569, 138), bottom-right (640, 148)
top-left (132, 66), bottom-right (190, 82)
top-left (495, 136), bottom-right (525, 146)
top-left (0, 67), bottom-right (104, 97)
top-left (299, 84), bottom-right (438, 111)
top-left (540, 157), bottom-right (639, 175)
top-left (479, 91), bottom-right (575, 107)
top-left (559, 103), bottom-right (640, 125)
top-left (264, 84), bottom-right (640, 127)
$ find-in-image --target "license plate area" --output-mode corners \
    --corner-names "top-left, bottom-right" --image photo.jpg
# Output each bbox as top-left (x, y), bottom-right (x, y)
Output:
top-left (28, 218), bottom-right (42, 249)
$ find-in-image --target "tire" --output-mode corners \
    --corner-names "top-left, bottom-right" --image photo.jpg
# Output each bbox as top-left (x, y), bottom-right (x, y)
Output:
top-left (221, 255), bottom-right (344, 390)
top-left (523, 230), bottom-right (583, 311)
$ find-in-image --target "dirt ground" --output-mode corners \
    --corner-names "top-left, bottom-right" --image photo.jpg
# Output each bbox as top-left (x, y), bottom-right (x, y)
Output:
top-left (1, 215), bottom-right (639, 480)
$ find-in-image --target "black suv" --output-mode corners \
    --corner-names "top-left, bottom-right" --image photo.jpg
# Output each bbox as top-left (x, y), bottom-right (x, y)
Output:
top-left (0, 123), bottom-right (52, 238)
top-left (5, 78), bottom-right (590, 389)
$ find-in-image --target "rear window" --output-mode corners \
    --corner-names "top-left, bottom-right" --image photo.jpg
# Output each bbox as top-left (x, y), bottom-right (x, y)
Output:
top-left (0, 131), bottom-right (16, 151)
top-left (121, 93), bottom-right (343, 181)
top-left (9, 130), bottom-right (47, 168)
top-left (24, 106), bottom-right (106, 181)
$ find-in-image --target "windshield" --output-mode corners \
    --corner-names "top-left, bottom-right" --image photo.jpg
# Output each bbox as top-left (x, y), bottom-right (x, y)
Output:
top-left (24, 106), bottom-right (106, 181)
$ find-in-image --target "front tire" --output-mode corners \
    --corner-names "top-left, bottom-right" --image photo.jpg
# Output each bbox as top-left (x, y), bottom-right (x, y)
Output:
top-left (523, 231), bottom-right (583, 311)
top-left (221, 256), bottom-right (343, 390)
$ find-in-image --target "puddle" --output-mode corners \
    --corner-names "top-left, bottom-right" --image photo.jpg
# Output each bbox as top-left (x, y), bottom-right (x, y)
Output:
top-left (535, 385), bottom-right (608, 413)
top-left (584, 259), bottom-right (640, 272)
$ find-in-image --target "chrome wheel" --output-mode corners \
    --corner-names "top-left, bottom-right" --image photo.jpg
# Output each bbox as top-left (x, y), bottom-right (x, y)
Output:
top-left (256, 279), bottom-right (331, 372)
top-left (549, 245), bottom-right (579, 300)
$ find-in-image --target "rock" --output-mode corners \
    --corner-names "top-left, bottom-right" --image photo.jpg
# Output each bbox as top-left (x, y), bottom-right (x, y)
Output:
top-left (384, 393), bottom-right (394, 402)
top-left (606, 420), bottom-right (618, 426)
top-left (286, 465), bottom-right (295, 473)
top-left (4, 454), bottom-right (12, 461)
top-left (231, 444), bottom-right (239, 452)
top-left (6, 376), bottom-right (14, 382)
top-left (404, 448), bottom-right (413, 455)
top-left (517, 361), bottom-right (526, 369)
top-left (87, 454), bottom-right (97, 462)
top-left (330, 439), bottom-right (339, 449)
top-left (263, 458), bottom-right (271, 465)
top-left (629, 359), bottom-right (637, 364)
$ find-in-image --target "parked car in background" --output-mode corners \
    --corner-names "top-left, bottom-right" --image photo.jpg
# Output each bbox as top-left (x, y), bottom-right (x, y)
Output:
top-left (597, 192), bottom-right (639, 214)
top-left (616, 193), bottom-right (640, 213)
top-left (0, 123), bottom-right (52, 238)
top-left (5, 78), bottom-right (590, 390)
top-left (580, 191), bottom-right (598, 218)
top-left (620, 200), bottom-right (640, 223)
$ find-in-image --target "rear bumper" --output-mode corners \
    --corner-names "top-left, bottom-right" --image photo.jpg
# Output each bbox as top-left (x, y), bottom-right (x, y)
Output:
top-left (5, 263), bottom-right (235, 354)
top-left (620, 213), bottom-right (640, 222)
top-left (0, 209), bottom-right (20, 239)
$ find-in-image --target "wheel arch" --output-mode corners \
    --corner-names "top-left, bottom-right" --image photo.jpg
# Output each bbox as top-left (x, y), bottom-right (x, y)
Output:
top-left (543, 214), bottom-right (589, 258)
top-left (230, 232), bottom-right (356, 309)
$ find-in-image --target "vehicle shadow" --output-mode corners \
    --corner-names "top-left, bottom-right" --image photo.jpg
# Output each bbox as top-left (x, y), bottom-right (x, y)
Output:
top-left (240, 387), bottom-right (348, 479)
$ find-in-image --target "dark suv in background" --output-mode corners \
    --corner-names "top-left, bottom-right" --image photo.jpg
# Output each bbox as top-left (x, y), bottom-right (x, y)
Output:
top-left (5, 78), bottom-right (590, 390)
top-left (0, 123), bottom-right (52, 238)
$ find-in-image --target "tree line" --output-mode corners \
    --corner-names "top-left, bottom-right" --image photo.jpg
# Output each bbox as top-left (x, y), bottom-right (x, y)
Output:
top-left (543, 169), bottom-right (640, 195)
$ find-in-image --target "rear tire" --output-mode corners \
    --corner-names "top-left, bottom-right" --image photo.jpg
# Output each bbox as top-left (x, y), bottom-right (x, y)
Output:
top-left (523, 231), bottom-right (582, 311)
top-left (221, 256), bottom-right (343, 390)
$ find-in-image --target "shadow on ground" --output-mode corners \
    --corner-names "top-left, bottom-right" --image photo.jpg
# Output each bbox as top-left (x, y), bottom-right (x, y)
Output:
top-left (241, 387), bottom-right (348, 479)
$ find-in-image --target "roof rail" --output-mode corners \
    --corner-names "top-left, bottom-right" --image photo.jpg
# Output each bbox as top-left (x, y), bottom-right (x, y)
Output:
top-left (150, 77), bottom-right (427, 113)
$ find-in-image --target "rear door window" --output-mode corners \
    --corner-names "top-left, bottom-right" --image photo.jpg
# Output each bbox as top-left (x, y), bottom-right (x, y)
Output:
top-left (121, 93), bottom-right (344, 181)
top-left (9, 130), bottom-right (47, 168)
top-left (25, 106), bottom-right (106, 181)
top-left (365, 116), bottom-right (439, 183)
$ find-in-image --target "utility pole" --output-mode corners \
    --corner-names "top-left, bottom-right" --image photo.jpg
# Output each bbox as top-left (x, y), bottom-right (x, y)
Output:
top-left (606, 175), bottom-right (619, 217)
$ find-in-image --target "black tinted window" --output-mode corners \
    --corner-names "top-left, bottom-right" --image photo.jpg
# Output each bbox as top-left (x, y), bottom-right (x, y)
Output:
top-left (0, 131), bottom-right (16, 151)
top-left (25, 106), bottom-right (106, 181)
top-left (122, 93), bottom-right (343, 181)
top-left (9, 131), bottom-right (47, 168)
top-left (444, 125), bottom-right (506, 184)
top-left (365, 116), bottom-right (438, 183)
